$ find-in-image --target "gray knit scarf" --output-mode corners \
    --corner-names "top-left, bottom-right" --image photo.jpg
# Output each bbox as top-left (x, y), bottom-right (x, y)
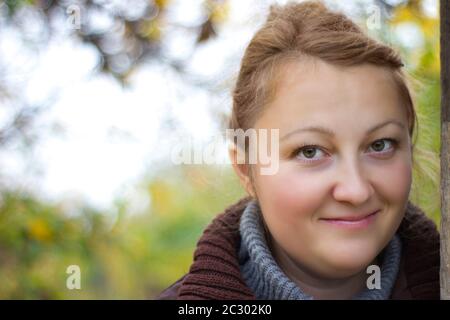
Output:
top-left (238, 199), bottom-right (402, 300)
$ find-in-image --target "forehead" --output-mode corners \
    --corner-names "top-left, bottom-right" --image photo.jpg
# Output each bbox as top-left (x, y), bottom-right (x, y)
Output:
top-left (255, 59), bottom-right (408, 136)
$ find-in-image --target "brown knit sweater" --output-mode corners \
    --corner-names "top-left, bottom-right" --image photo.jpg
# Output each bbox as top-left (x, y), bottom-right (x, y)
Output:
top-left (157, 196), bottom-right (440, 300)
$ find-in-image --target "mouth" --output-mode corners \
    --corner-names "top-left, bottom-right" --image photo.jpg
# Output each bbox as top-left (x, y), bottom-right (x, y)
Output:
top-left (319, 210), bottom-right (380, 229)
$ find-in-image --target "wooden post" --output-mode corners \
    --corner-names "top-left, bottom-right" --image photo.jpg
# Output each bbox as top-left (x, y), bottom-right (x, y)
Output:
top-left (441, 0), bottom-right (450, 300)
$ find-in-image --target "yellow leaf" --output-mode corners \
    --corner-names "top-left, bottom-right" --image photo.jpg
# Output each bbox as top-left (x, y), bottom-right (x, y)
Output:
top-left (210, 2), bottom-right (229, 24)
top-left (149, 181), bottom-right (172, 215)
top-left (28, 218), bottom-right (52, 242)
top-left (155, 0), bottom-right (170, 10)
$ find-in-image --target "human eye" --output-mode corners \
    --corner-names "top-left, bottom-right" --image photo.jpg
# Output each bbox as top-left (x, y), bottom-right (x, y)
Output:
top-left (368, 138), bottom-right (399, 156)
top-left (291, 143), bottom-right (328, 164)
top-left (291, 138), bottom-right (399, 164)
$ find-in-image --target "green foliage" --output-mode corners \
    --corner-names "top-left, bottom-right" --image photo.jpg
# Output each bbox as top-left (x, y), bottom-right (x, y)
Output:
top-left (0, 165), bottom-right (245, 298)
top-left (387, 1), bottom-right (441, 224)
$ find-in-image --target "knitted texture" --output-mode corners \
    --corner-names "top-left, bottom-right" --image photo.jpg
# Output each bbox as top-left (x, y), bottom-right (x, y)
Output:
top-left (238, 199), bottom-right (402, 300)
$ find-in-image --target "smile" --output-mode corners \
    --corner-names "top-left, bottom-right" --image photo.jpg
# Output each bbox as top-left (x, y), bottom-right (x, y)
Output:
top-left (319, 210), bottom-right (380, 229)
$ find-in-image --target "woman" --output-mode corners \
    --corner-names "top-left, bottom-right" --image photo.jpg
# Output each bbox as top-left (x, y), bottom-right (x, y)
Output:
top-left (158, 1), bottom-right (440, 300)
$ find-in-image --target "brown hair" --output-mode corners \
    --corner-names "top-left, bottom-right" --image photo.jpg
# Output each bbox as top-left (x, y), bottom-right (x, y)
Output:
top-left (229, 0), bottom-right (417, 150)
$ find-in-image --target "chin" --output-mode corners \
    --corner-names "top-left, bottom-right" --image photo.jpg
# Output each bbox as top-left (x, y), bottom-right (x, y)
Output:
top-left (320, 244), bottom-right (381, 278)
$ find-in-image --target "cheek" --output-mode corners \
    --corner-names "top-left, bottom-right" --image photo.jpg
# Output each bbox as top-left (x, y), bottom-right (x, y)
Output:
top-left (254, 164), bottom-right (325, 224)
top-left (373, 154), bottom-right (412, 204)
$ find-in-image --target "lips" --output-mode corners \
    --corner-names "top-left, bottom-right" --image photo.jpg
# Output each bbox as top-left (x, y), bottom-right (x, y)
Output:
top-left (319, 210), bottom-right (380, 228)
top-left (321, 210), bottom-right (380, 222)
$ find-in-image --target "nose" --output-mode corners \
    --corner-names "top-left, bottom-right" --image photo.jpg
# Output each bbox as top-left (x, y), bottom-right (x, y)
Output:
top-left (332, 157), bottom-right (374, 206)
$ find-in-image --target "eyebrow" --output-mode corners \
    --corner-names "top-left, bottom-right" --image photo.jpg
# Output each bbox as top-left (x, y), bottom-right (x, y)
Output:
top-left (281, 119), bottom-right (406, 141)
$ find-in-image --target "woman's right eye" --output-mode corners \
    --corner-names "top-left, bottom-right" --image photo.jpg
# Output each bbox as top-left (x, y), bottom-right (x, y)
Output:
top-left (293, 145), bottom-right (327, 163)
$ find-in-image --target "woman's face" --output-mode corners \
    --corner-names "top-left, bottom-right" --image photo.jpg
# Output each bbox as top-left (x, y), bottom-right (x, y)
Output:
top-left (246, 59), bottom-right (412, 279)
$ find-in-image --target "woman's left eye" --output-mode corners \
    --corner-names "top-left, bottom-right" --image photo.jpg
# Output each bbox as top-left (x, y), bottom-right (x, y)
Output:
top-left (369, 138), bottom-right (398, 154)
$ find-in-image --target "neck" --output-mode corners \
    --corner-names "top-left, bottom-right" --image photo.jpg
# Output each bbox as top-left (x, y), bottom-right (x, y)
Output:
top-left (268, 234), bottom-right (378, 300)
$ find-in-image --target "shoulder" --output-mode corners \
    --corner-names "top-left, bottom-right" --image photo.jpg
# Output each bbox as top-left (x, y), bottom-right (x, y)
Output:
top-left (391, 201), bottom-right (440, 299)
top-left (155, 274), bottom-right (187, 300)
top-left (155, 196), bottom-right (255, 300)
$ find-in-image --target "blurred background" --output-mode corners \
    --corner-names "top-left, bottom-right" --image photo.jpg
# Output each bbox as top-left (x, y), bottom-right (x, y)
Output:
top-left (0, 0), bottom-right (441, 299)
